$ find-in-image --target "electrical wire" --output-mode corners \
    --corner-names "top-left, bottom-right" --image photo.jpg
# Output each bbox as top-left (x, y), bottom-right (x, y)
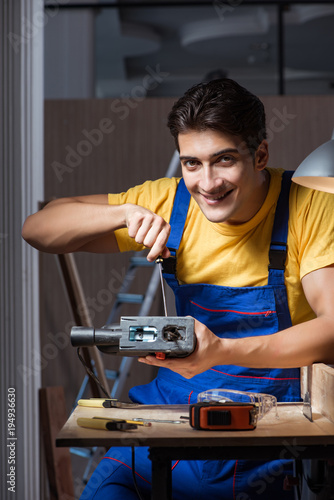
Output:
top-left (76, 347), bottom-right (110, 398)
top-left (131, 446), bottom-right (146, 500)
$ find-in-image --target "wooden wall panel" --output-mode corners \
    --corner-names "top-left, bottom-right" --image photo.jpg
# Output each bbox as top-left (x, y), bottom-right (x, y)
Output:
top-left (42, 98), bottom-right (177, 414)
top-left (42, 95), bottom-right (334, 415)
top-left (261, 95), bottom-right (334, 169)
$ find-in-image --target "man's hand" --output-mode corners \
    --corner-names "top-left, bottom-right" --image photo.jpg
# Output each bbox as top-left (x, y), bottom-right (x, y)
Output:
top-left (125, 204), bottom-right (171, 261)
top-left (138, 318), bottom-right (225, 378)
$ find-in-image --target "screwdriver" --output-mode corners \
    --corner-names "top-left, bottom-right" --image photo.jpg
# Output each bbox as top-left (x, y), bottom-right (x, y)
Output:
top-left (155, 256), bottom-right (168, 360)
top-left (156, 256), bottom-right (168, 317)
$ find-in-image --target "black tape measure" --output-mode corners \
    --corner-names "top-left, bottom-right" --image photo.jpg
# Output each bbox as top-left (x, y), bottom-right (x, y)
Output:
top-left (189, 401), bottom-right (258, 430)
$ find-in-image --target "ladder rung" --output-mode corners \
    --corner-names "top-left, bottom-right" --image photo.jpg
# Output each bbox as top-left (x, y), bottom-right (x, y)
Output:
top-left (70, 447), bottom-right (96, 459)
top-left (130, 256), bottom-right (155, 267)
top-left (104, 369), bottom-right (119, 380)
top-left (116, 293), bottom-right (144, 304)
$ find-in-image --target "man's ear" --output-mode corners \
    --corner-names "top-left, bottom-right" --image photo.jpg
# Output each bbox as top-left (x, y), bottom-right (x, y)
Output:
top-left (255, 140), bottom-right (269, 171)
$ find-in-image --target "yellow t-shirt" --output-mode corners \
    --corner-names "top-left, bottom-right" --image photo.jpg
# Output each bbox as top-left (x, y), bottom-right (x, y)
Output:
top-left (108, 168), bottom-right (334, 327)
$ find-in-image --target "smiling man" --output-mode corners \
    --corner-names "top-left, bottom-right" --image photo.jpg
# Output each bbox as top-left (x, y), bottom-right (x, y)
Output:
top-left (178, 129), bottom-right (269, 225)
top-left (22, 78), bottom-right (334, 499)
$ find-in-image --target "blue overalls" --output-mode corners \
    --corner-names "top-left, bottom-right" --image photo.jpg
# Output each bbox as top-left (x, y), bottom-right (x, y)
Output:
top-left (81, 171), bottom-right (300, 500)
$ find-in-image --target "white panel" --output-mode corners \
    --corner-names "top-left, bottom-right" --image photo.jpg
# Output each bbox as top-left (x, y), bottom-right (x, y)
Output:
top-left (0, 0), bottom-right (43, 498)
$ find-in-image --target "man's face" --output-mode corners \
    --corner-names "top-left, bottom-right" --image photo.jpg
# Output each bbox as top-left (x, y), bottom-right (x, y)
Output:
top-left (179, 129), bottom-right (269, 225)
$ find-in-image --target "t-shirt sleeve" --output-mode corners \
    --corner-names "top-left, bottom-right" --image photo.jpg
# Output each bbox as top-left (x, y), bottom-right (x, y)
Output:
top-left (290, 185), bottom-right (334, 279)
top-left (108, 177), bottom-right (180, 253)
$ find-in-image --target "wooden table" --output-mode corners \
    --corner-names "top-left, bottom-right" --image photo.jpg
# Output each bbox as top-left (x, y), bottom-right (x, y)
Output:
top-left (57, 403), bottom-right (334, 500)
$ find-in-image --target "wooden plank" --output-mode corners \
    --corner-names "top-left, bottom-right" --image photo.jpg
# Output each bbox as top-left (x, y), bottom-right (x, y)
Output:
top-left (311, 363), bottom-right (334, 423)
top-left (57, 253), bottom-right (110, 396)
top-left (39, 387), bottom-right (74, 500)
top-left (56, 403), bottom-right (334, 449)
top-left (300, 365), bottom-right (307, 397)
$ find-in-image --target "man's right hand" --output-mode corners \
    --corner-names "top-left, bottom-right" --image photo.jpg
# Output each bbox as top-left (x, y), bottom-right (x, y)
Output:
top-left (124, 204), bottom-right (171, 261)
top-left (22, 195), bottom-right (171, 259)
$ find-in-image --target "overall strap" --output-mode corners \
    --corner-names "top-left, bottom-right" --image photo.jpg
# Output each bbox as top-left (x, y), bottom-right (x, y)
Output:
top-left (162, 178), bottom-right (191, 277)
top-left (163, 173), bottom-right (293, 286)
top-left (268, 170), bottom-right (293, 286)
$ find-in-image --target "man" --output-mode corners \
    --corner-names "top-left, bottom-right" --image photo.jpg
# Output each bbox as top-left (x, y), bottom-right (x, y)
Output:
top-left (22, 79), bottom-right (334, 499)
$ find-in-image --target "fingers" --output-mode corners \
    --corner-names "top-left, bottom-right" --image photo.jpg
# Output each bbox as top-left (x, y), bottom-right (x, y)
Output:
top-left (138, 356), bottom-right (196, 379)
top-left (147, 229), bottom-right (171, 261)
top-left (160, 246), bottom-right (171, 259)
top-left (125, 205), bottom-right (171, 261)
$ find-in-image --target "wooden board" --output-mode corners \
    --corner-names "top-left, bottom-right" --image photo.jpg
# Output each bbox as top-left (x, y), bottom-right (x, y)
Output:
top-left (40, 387), bottom-right (74, 500)
top-left (311, 363), bottom-right (334, 423)
top-left (56, 402), bottom-right (334, 450)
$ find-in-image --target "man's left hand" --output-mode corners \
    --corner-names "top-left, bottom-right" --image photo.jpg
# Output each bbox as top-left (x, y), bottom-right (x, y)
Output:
top-left (138, 318), bottom-right (226, 378)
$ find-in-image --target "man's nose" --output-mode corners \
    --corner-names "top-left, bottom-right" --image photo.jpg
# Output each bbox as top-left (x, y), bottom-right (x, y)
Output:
top-left (200, 167), bottom-right (223, 192)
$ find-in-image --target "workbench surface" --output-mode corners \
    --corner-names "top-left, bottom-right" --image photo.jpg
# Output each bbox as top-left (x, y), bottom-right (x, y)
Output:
top-left (57, 402), bottom-right (334, 449)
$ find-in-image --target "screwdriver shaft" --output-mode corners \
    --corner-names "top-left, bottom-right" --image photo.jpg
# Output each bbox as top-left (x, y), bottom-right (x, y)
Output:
top-left (157, 259), bottom-right (168, 316)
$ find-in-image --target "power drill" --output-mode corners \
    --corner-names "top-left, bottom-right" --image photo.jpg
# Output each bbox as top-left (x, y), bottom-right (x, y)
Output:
top-left (71, 316), bottom-right (196, 359)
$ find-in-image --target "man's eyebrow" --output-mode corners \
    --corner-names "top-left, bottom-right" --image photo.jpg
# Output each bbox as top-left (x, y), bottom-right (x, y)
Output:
top-left (179, 148), bottom-right (239, 161)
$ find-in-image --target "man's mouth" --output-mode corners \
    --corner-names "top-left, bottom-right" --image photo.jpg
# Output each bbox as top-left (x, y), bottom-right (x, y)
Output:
top-left (200, 189), bottom-right (233, 204)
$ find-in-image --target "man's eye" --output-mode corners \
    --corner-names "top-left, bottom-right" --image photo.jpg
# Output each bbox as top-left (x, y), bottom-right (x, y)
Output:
top-left (218, 155), bottom-right (234, 164)
top-left (184, 160), bottom-right (198, 168)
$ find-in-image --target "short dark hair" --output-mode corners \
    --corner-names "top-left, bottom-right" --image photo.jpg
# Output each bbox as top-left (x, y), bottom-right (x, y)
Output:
top-left (167, 78), bottom-right (267, 156)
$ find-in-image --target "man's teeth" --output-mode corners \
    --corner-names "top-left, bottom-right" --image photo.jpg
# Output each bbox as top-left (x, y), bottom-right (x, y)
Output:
top-left (207, 190), bottom-right (231, 200)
